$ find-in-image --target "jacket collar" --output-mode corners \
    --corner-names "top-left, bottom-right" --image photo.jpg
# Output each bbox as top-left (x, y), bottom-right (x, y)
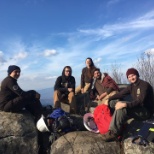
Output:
top-left (133, 78), bottom-right (140, 86)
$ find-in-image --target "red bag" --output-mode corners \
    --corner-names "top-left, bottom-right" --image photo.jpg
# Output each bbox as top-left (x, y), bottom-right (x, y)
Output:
top-left (93, 104), bottom-right (112, 134)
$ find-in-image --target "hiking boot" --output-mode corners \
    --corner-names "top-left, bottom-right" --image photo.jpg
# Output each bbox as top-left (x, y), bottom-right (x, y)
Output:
top-left (101, 130), bottom-right (117, 142)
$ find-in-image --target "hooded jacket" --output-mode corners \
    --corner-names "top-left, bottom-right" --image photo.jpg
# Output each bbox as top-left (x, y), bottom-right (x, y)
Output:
top-left (54, 67), bottom-right (75, 93)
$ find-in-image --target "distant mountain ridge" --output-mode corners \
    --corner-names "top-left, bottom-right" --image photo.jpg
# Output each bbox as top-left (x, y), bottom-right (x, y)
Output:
top-left (37, 87), bottom-right (54, 106)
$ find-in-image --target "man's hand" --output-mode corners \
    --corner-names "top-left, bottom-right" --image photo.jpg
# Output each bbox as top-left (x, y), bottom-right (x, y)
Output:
top-left (115, 102), bottom-right (127, 110)
top-left (99, 92), bottom-right (107, 100)
top-left (102, 99), bottom-right (109, 105)
top-left (68, 88), bottom-right (73, 92)
top-left (96, 95), bottom-right (100, 100)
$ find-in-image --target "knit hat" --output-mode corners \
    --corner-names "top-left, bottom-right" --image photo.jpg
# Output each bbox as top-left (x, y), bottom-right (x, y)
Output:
top-left (126, 68), bottom-right (139, 78)
top-left (8, 65), bottom-right (21, 75)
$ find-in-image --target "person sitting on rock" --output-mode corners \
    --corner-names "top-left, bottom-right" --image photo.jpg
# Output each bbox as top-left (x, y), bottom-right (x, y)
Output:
top-left (53, 66), bottom-right (76, 113)
top-left (90, 68), bottom-right (119, 105)
top-left (101, 68), bottom-right (154, 142)
top-left (75, 57), bottom-right (96, 94)
top-left (0, 65), bottom-right (43, 122)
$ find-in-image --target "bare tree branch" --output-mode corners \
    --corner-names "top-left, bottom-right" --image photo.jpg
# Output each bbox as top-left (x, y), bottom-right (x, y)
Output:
top-left (136, 52), bottom-right (154, 88)
top-left (110, 63), bottom-right (124, 84)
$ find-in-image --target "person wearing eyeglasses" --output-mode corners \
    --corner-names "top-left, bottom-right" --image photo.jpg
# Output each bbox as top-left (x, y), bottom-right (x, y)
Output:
top-left (0, 65), bottom-right (43, 122)
top-left (53, 66), bottom-right (76, 113)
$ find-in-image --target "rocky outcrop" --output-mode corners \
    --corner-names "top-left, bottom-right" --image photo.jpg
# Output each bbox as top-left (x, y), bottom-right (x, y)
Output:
top-left (0, 111), bottom-right (38, 154)
top-left (0, 100), bottom-right (154, 154)
top-left (51, 131), bottom-right (121, 154)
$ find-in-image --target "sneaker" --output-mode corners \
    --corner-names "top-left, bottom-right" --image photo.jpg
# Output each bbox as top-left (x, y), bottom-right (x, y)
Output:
top-left (101, 130), bottom-right (117, 142)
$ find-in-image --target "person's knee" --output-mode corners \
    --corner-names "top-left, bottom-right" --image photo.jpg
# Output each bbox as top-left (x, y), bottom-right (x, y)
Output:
top-left (109, 100), bottom-right (118, 108)
top-left (84, 83), bottom-right (91, 92)
top-left (54, 90), bottom-right (61, 95)
top-left (53, 90), bottom-right (62, 102)
top-left (54, 101), bottom-right (61, 108)
top-left (69, 91), bottom-right (75, 97)
top-left (75, 85), bottom-right (80, 91)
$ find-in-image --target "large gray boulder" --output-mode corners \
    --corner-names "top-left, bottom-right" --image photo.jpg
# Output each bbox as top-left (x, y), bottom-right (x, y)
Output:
top-left (0, 111), bottom-right (38, 154)
top-left (51, 131), bottom-right (121, 154)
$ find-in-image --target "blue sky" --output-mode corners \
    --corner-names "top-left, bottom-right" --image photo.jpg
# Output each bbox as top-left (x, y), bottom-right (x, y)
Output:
top-left (0, 0), bottom-right (154, 90)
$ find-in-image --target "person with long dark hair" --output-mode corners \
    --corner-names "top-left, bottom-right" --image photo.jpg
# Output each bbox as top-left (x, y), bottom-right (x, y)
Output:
top-left (75, 57), bottom-right (96, 94)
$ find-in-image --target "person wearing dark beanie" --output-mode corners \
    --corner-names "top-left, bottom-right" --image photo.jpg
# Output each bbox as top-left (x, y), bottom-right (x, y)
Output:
top-left (101, 68), bottom-right (154, 142)
top-left (126, 68), bottom-right (139, 78)
top-left (0, 65), bottom-right (43, 123)
top-left (7, 65), bottom-right (21, 75)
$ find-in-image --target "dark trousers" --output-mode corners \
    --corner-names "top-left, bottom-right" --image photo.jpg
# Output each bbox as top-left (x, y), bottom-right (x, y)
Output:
top-left (3, 96), bottom-right (43, 121)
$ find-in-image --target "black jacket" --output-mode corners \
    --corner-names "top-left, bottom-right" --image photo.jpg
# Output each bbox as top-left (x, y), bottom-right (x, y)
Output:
top-left (109, 79), bottom-right (154, 115)
top-left (0, 76), bottom-right (36, 109)
top-left (54, 76), bottom-right (76, 93)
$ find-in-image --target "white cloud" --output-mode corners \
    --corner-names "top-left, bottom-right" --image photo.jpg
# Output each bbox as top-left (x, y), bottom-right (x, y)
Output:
top-left (0, 51), bottom-right (6, 63)
top-left (145, 48), bottom-right (154, 55)
top-left (94, 57), bottom-right (102, 63)
top-left (107, 0), bottom-right (122, 6)
top-left (108, 10), bottom-right (154, 30)
top-left (13, 52), bottom-right (28, 60)
top-left (18, 76), bottom-right (54, 90)
top-left (43, 49), bottom-right (57, 57)
top-left (150, 48), bottom-right (154, 54)
top-left (78, 28), bottom-right (114, 40)
top-left (78, 10), bottom-right (154, 39)
top-left (45, 76), bottom-right (57, 79)
top-left (21, 74), bottom-right (38, 80)
top-left (139, 10), bottom-right (154, 20)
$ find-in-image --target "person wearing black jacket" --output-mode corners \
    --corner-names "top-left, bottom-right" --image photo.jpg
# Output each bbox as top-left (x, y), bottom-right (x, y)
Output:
top-left (0, 65), bottom-right (43, 122)
top-left (101, 68), bottom-right (154, 142)
top-left (53, 66), bottom-right (76, 113)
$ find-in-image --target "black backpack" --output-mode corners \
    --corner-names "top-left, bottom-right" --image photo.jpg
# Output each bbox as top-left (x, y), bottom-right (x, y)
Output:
top-left (38, 107), bottom-right (75, 154)
top-left (132, 118), bottom-right (154, 146)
